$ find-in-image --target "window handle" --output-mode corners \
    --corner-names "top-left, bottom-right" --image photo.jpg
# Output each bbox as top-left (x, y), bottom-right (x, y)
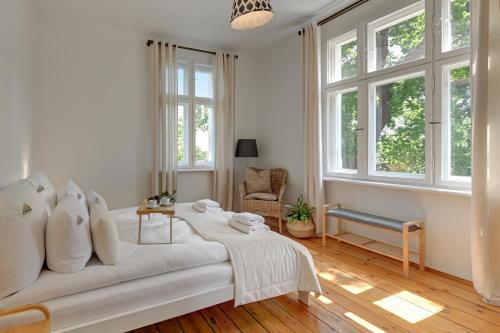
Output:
top-left (355, 128), bottom-right (365, 131)
top-left (429, 121), bottom-right (442, 125)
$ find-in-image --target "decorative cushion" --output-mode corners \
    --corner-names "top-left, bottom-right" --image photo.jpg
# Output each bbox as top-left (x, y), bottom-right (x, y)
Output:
top-left (0, 180), bottom-right (48, 299)
top-left (245, 167), bottom-right (272, 194)
top-left (26, 171), bottom-right (57, 214)
top-left (46, 195), bottom-right (92, 273)
top-left (87, 190), bottom-right (108, 211)
top-left (245, 192), bottom-right (278, 201)
top-left (90, 205), bottom-right (120, 265)
top-left (57, 180), bottom-right (87, 208)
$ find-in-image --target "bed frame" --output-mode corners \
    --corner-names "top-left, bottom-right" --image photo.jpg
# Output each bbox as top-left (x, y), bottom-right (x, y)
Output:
top-left (55, 285), bottom-right (310, 333)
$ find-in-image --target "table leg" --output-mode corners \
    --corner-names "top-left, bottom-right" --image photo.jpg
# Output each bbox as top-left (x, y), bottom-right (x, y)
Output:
top-left (138, 214), bottom-right (142, 245)
top-left (170, 216), bottom-right (173, 244)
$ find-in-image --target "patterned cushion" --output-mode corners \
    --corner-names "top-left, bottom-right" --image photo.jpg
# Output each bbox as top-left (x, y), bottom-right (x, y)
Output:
top-left (245, 167), bottom-right (272, 194)
top-left (245, 192), bottom-right (278, 201)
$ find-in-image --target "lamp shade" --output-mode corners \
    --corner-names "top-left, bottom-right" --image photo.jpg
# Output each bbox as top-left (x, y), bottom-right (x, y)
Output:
top-left (235, 139), bottom-right (259, 157)
top-left (230, 0), bottom-right (274, 30)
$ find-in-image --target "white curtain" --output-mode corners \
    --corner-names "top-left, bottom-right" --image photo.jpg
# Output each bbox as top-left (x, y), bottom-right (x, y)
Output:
top-left (471, 0), bottom-right (500, 305)
top-left (302, 23), bottom-right (324, 233)
top-left (149, 41), bottom-right (177, 195)
top-left (213, 53), bottom-right (236, 210)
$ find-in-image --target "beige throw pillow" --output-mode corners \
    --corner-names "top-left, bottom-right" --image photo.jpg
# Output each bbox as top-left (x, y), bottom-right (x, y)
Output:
top-left (245, 167), bottom-right (272, 194)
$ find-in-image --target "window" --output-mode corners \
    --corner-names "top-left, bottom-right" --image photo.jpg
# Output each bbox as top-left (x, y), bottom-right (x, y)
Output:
top-left (322, 0), bottom-right (471, 189)
top-left (327, 30), bottom-right (358, 83)
top-left (367, 2), bottom-right (425, 72)
top-left (441, 62), bottom-right (471, 182)
top-left (442, 0), bottom-right (470, 52)
top-left (369, 72), bottom-right (426, 178)
top-left (176, 57), bottom-right (215, 169)
top-left (327, 88), bottom-right (358, 173)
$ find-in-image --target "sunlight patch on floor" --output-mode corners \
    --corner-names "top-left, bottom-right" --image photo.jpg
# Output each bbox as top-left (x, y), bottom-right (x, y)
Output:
top-left (373, 291), bottom-right (444, 324)
top-left (318, 269), bottom-right (374, 294)
top-left (317, 295), bottom-right (333, 304)
top-left (344, 312), bottom-right (386, 333)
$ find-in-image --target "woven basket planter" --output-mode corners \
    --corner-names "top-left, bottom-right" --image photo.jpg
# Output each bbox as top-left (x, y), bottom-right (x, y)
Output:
top-left (287, 220), bottom-right (315, 238)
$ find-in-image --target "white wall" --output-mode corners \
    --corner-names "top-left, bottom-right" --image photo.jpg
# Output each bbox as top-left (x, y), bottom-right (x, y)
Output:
top-left (0, 0), bottom-right (34, 188)
top-left (254, 33), bottom-right (473, 280)
top-left (32, 15), bottom-right (258, 210)
top-left (255, 36), bottom-right (304, 204)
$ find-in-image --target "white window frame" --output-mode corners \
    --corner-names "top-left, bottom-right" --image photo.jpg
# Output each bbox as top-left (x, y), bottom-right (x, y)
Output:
top-left (176, 56), bottom-right (215, 170)
top-left (321, 0), bottom-right (471, 190)
top-left (327, 30), bottom-right (358, 83)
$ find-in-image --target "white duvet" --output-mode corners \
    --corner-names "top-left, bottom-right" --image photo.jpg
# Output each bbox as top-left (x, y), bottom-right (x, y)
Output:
top-left (175, 203), bottom-right (322, 306)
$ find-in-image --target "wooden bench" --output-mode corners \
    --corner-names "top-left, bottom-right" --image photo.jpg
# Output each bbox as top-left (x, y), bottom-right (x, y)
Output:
top-left (322, 204), bottom-right (425, 277)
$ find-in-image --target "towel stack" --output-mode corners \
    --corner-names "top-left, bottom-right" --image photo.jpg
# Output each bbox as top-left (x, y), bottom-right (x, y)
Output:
top-left (192, 199), bottom-right (223, 213)
top-left (229, 212), bottom-right (270, 234)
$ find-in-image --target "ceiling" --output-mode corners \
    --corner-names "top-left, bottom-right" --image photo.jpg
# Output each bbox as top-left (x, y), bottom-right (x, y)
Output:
top-left (35, 0), bottom-right (351, 52)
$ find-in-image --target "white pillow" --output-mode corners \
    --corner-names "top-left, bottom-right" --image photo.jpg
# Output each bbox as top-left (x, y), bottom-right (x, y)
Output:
top-left (57, 180), bottom-right (87, 208)
top-left (26, 171), bottom-right (57, 214)
top-left (0, 180), bottom-right (48, 299)
top-left (46, 195), bottom-right (92, 273)
top-left (90, 205), bottom-right (120, 265)
top-left (87, 190), bottom-right (108, 211)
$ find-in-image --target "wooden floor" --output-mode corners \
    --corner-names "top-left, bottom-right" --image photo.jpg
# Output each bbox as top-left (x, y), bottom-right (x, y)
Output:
top-left (131, 220), bottom-right (500, 333)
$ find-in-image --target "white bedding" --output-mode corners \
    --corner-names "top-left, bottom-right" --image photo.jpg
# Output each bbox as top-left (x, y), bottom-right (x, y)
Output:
top-left (175, 203), bottom-right (322, 306)
top-left (0, 207), bottom-right (229, 308)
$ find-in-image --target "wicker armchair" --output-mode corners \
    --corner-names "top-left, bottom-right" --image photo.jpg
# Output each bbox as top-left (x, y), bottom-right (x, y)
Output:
top-left (239, 168), bottom-right (288, 233)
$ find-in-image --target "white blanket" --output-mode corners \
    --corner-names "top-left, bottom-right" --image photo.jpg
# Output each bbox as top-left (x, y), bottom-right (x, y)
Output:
top-left (175, 203), bottom-right (322, 306)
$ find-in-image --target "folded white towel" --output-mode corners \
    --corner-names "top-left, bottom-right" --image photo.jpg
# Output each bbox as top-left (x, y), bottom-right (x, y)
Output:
top-left (229, 218), bottom-right (270, 234)
top-left (195, 199), bottom-right (220, 209)
top-left (232, 212), bottom-right (265, 226)
top-left (192, 203), bottom-right (223, 213)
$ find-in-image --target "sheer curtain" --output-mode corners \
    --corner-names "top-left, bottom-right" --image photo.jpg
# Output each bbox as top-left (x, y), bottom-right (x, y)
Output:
top-left (302, 22), bottom-right (324, 233)
top-left (213, 53), bottom-right (236, 210)
top-left (148, 41), bottom-right (177, 195)
top-left (470, 0), bottom-right (500, 305)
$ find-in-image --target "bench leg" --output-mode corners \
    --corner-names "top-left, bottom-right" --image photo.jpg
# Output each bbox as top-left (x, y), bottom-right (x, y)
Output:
top-left (298, 291), bottom-right (310, 305)
top-left (403, 225), bottom-right (409, 277)
top-left (419, 224), bottom-right (425, 271)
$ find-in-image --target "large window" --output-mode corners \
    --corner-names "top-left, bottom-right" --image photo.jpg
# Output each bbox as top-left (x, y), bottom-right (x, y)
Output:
top-left (323, 0), bottom-right (471, 189)
top-left (176, 57), bottom-right (215, 169)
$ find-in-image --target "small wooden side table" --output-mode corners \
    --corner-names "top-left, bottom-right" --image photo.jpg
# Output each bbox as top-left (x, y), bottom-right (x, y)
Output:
top-left (0, 304), bottom-right (51, 333)
top-left (136, 205), bottom-right (175, 245)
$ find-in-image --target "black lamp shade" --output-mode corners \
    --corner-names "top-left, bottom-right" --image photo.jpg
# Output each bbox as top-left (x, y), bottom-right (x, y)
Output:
top-left (235, 139), bottom-right (259, 157)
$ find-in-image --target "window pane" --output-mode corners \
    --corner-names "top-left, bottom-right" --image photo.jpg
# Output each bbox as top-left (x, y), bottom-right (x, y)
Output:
top-left (327, 31), bottom-right (357, 83)
top-left (177, 104), bottom-right (189, 166)
top-left (195, 104), bottom-right (214, 166)
top-left (446, 65), bottom-right (471, 178)
top-left (195, 64), bottom-right (213, 98)
top-left (443, 0), bottom-right (470, 52)
top-left (369, 4), bottom-right (425, 71)
top-left (374, 75), bottom-right (426, 174)
top-left (177, 63), bottom-right (189, 96)
top-left (339, 91), bottom-right (358, 170)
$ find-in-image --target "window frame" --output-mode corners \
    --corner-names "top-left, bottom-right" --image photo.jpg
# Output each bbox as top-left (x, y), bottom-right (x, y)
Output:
top-left (176, 55), bottom-right (215, 170)
top-left (321, 0), bottom-right (471, 190)
top-left (327, 29), bottom-right (358, 83)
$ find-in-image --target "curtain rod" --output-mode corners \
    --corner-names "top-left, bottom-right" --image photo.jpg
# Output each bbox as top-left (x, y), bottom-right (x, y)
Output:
top-left (146, 40), bottom-right (238, 59)
top-left (298, 0), bottom-right (370, 35)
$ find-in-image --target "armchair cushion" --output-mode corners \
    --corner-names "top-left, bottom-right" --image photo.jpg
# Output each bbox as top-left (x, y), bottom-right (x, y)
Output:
top-left (245, 192), bottom-right (278, 201)
top-left (245, 167), bottom-right (272, 194)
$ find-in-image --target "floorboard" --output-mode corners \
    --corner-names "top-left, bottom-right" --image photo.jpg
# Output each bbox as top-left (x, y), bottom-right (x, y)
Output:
top-left (130, 219), bottom-right (499, 333)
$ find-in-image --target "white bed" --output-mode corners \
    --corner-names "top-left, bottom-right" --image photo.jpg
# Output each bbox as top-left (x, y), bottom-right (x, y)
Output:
top-left (0, 206), bottom-right (318, 332)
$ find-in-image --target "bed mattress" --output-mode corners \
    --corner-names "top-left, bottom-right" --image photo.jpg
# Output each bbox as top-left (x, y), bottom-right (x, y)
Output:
top-left (0, 207), bottom-right (230, 309)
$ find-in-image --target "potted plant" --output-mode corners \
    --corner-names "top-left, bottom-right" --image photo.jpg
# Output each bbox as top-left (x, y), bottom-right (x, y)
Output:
top-left (285, 196), bottom-right (315, 238)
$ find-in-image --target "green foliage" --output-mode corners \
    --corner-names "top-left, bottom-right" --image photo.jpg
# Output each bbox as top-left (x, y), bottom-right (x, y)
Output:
top-left (177, 105), bottom-right (211, 162)
top-left (286, 196), bottom-right (315, 224)
top-left (341, 40), bottom-right (358, 79)
top-left (340, 91), bottom-right (358, 169)
top-left (450, 0), bottom-right (470, 49)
